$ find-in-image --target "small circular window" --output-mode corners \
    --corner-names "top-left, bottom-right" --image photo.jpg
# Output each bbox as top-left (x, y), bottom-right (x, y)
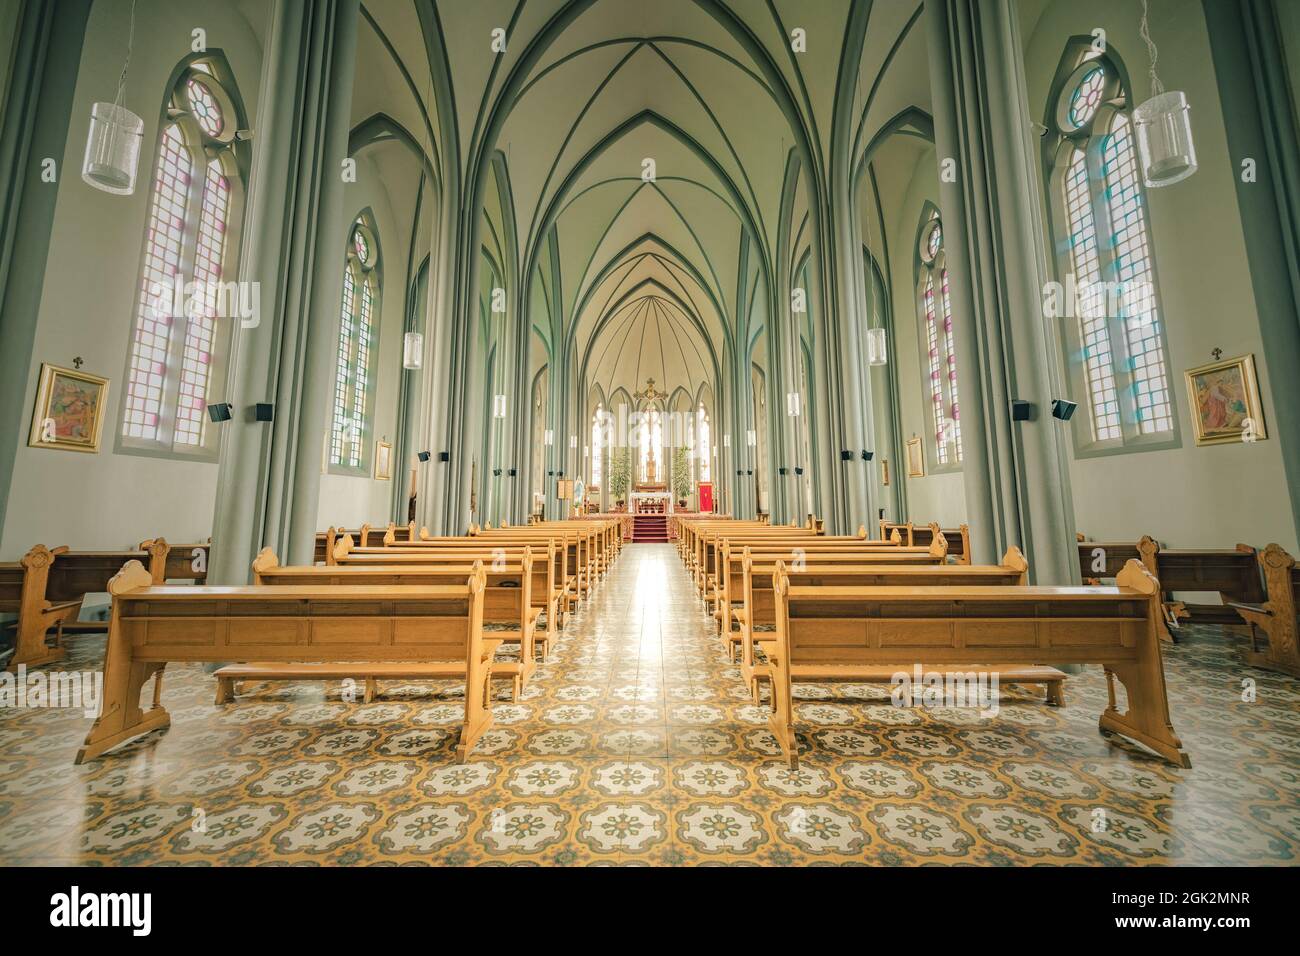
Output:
top-left (919, 218), bottom-right (942, 264)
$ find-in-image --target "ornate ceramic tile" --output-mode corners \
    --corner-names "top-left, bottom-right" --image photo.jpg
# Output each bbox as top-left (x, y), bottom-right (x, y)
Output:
top-left (0, 543), bottom-right (1296, 867)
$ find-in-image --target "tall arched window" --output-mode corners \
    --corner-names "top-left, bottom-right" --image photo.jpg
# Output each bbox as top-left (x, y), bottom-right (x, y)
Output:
top-left (591, 405), bottom-right (604, 487)
top-left (1046, 45), bottom-right (1175, 449)
top-left (696, 404), bottom-right (711, 482)
top-left (916, 210), bottom-right (962, 468)
top-left (329, 215), bottom-right (381, 470)
top-left (637, 405), bottom-right (663, 483)
top-left (120, 60), bottom-right (246, 456)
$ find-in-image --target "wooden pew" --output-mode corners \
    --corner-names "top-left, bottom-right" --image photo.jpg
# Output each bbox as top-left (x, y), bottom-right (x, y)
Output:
top-left (1076, 535), bottom-right (1266, 634)
top-left (76, 561), bottom-right (493, 764)
top-left (139, 538), bottom-right (209, 583)
top-left (1232, 544), bottom-right (1300, 677)
top-left (233, 548), bottom-right (539, 698)
top-left (2, 540), bottom-right (171, 670)
top-left (711, 537), bottom-right (950, 629)
top-left (315, 522), bottom-right (411, 563)
top-left (332, 535), bottom-right (562, 658)
top-left (880, 521), bottom-right (972, 565)
top-left (727, 546), bottom-right (1035, 701)
top-left (761, 558), bottom-right (1189, 768)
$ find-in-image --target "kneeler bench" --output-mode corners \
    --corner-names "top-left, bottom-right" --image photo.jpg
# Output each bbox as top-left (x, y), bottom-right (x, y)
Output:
top-left (214, 655), bottom-right (502, 705)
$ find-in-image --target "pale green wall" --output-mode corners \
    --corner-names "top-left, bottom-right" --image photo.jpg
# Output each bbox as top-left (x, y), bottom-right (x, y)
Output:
top-left (315, 151), bottom-right (415, 531)
top-left (873, 143), bottom-right (967, 528)
top-left (0, 0), bottom-right (19, 110)
top-left (1022, 0), bottom-right (1298, 553)
top-left (1, 0), bottom-right (266, 558)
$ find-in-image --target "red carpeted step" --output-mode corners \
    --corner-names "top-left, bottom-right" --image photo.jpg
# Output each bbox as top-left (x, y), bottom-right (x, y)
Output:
top-left (630, 514), bottom-right (669, 543)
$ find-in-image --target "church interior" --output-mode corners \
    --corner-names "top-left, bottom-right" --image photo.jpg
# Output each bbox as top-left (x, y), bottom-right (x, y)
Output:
top-left (1, 0), bottom-right (1298, 877)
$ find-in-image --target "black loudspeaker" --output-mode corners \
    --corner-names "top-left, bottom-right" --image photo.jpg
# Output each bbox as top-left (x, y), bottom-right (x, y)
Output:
top-left (794, 467), bottom-right (804, 476)
top-left (746, 470), bottom-right (753, 476)
top-left (417, 451), bottom-right (432, 462)
top-left (508, 468), bottom-right (517, 477)
top-left (736, 470), bottom-right (743, 476)
top-left (840, 450), bottom-right (852, 461)
top-left (254, 403), bottom-right (273, 422)
top-left (206, 403), bottom-right (232, 423)
top-left (861, 450), bottom-right (873, 461)
top-left (1052, 399), bottom-right (1078, 421)
top-left (492, 468), bottom-right (502, 477)
top-left (1010, 399), bottom-right (1033, 421)
top-left (778, 467), bottom-right (788, 476)
top-left (547, 470), bottom-right (554, 477)
top-left (438, 451), bottom-right (450, 462)
top-left (557, 471), bottom-right (564, 478)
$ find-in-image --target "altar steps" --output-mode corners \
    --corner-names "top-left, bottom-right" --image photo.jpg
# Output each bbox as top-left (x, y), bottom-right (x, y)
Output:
top-left (631, 515), bottom-right (669, 543)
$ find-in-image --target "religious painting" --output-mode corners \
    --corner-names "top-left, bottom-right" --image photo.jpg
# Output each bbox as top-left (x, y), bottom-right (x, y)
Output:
top-left (905, 436), bottom-right (925, 477)
top-left (28, 363), bottom-right (109, 453)
top-left (1184, 353), bottom-right (1267, 447)
top-left (374, 440), bottom-right (393, 480)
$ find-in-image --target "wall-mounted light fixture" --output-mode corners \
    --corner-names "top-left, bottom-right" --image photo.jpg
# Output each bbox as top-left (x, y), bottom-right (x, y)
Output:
top-left (786, 392), bottom-right (801, 417)
top-left (493, 394), bottom-right (507, 419)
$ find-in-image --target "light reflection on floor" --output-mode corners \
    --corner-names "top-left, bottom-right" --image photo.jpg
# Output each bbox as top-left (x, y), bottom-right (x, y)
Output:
top-left (0, 543), bottom-right (1296, 865)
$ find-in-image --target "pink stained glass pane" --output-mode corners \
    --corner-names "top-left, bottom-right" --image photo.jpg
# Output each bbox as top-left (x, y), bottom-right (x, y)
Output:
top-left (348, 277), bottom-right (375, 467)
top-left (124, 124), bottom-right (192, 441)
top-left (939, 269), bottom-right (962, 461)
top-left (922, 273), bottom-right (947, 465)
top-left (174, 162), bottom-right (230, 447)
top-left (330, 268), bottom-right (357, 465)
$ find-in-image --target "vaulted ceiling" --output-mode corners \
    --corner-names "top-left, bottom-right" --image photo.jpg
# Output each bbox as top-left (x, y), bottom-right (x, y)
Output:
top-left (359, 0), bottom-right (933, 402)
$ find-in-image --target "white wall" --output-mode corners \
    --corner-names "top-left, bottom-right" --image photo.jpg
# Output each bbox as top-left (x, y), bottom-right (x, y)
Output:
top-left (0, 0), bottom-right (265, 558)
top-left (1023, 0), bottom-right (1298, 553)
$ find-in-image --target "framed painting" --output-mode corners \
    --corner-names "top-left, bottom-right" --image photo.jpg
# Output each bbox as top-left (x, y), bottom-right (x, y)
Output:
top-left (1184, 353), bottom-right (1267, 446)
top-left (905, 436), bottom-right (925, 477)
top-left (374, 440), bottom-right (393, 480)
top-left (28, 363), bottom-right (109, 453)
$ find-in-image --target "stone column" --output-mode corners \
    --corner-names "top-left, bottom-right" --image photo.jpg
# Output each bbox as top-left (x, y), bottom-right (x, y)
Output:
top-left (209, 0), bottom-right (360, 580)
top-left (0, 0), bottom-right (92, 541)
top-left (1203, 0), bottom-right (1300, 545)
top-left (923, 0), bottom-right (1078, 581)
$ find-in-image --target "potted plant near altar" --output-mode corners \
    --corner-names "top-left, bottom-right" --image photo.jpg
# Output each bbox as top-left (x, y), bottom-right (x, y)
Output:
top-left (671, 447), bottom-right (692, 510)
top-left (609, 448), bottom-right (631, 511)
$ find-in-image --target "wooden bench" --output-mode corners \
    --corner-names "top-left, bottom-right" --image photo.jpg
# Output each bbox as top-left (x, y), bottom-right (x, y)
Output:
top-left (332, 536), bottom-right (562, 657)
top-left (1232, 543), bottom-right (1300, 677)
top-left (76, 561), bottom-right (493, 764)
top-left (2, 540), bottom-right (172, 670)
top-left (881, 521), bottom-right (972, 565)
top-left (235, 548), bottom-right (540, 698)
top-left (1077, 535), bottom-right (1265, 635)
top-left (761, 558), bottom-right (1189, 768)
top-left (728, 546), bottom-right (1036, 703)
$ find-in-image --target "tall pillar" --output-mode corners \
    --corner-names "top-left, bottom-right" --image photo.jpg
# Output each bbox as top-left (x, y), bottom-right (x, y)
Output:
top-left (1203, 0), bottom-right (1300, 545)
top-left (0, 0), bottom-right (92, 541)
top-left (209, 0), bottom-right (360, 580)
top-left (924, 0), bottom-right (1078, 581)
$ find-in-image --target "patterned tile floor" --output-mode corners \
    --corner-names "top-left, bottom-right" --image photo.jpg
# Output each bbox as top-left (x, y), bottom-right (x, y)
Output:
top-left (1, 543), bottom-right (1297, 866)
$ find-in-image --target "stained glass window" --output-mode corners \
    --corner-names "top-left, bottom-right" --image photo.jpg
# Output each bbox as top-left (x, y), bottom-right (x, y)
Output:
top-left (591, 406), bottom-right (603, 488)
top-left (121, 62), bottom-right (243, 455)
top-left (697, 405), bottom-right (711, 482)
top-left (1049, 50), bottom-right (1174, 449)
top-left (329, 218), bottom-right (381, 470)
top-left (186, 77), bottom-right (224, 137)
top-left (917, 212), bottom-right (963, 468)
top-left (1068, 67), bottom-right (1105, 128)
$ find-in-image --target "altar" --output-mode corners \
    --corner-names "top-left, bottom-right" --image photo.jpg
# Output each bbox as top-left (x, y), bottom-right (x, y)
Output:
top-left (630, 491), bottom-right (673, 514)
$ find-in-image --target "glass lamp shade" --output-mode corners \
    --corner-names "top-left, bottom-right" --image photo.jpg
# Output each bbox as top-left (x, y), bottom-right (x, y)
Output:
top-left (866, 327), bottom-right (888, 366)
top-left (746, 429), bottom-right (757, 447)
top-left (1133, 91), bottom-right (1198, 188)
top-left (543, 429), bottom-right (554, 445)
top-left (82, 102), bottom-right (144, 195)
top-left (493, 394), bottom-right (507, 419)
top-left (403, 331), bottom-right (423, 369)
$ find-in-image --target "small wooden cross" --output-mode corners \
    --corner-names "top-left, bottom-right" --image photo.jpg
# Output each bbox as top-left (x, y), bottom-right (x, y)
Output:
top-left (72, 356), bottom-right (84, 369)
top-left (1211, 348), bottom-right (1223, 361)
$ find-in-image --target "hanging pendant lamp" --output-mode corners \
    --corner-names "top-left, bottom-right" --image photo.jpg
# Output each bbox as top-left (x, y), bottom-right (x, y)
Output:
top-left (1133, 0), bottom-right (1197, 188)
top-left (82, 0), bottom-right (143, 195)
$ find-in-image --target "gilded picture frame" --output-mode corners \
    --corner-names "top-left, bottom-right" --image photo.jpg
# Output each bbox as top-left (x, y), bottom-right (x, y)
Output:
top-left (374, 440), bottom-right (393, 480)
top-left (28, 363), bottom-right (109, 453)
top-left (1184, 353), bottom-right (1267, 446)
top-left (905, 436), bottom-right (925, 477)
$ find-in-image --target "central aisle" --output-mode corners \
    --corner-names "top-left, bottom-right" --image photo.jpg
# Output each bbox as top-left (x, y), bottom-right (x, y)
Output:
top-left (2, 543), bottom-right (1294, 865)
